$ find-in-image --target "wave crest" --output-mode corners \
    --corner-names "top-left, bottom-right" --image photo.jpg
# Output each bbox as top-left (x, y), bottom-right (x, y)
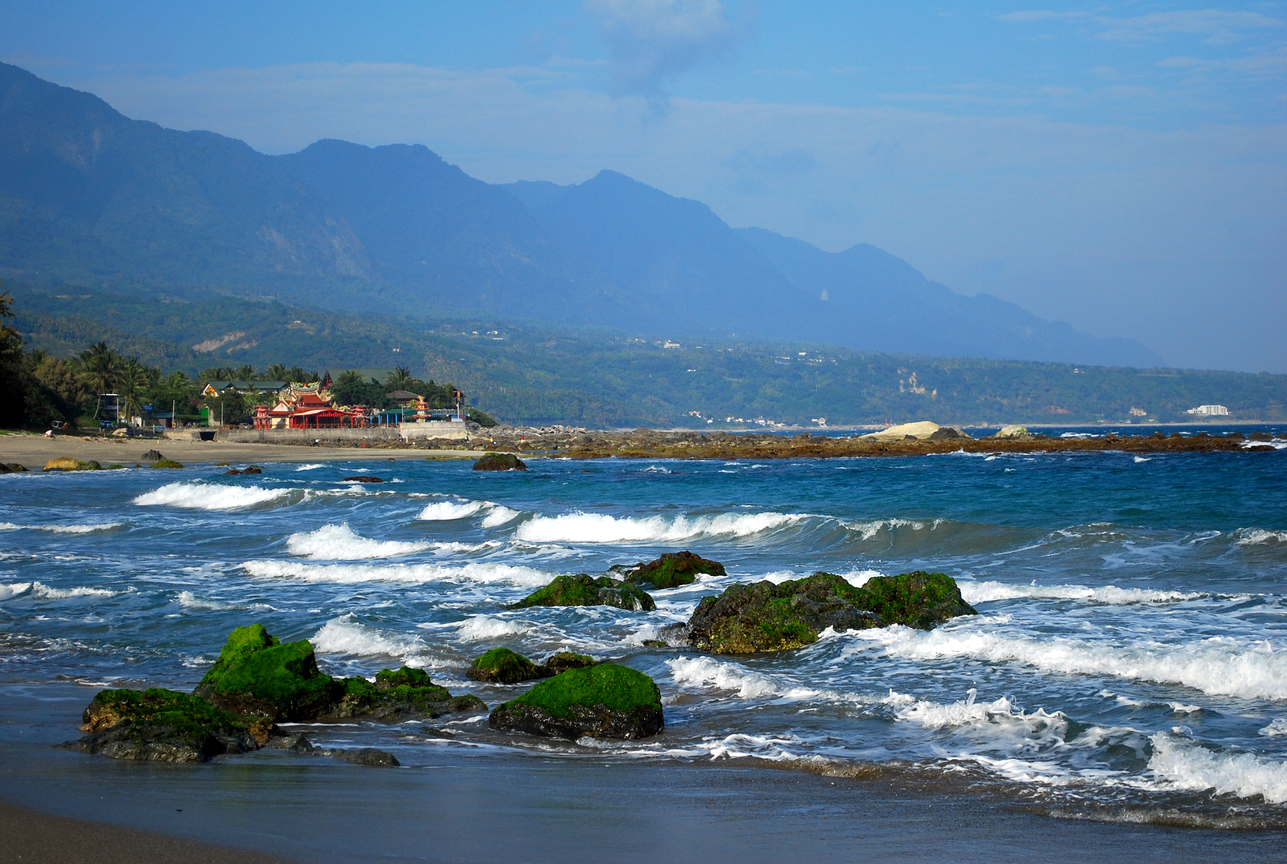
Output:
top-left (134, 482), bottom-right (290, 510)
top-left (286, 523), bottom-right (430, 560)
top-left (514, 511), bottom-right (805, 544)
top-left (1148, 733), bottom-right (1287, 803)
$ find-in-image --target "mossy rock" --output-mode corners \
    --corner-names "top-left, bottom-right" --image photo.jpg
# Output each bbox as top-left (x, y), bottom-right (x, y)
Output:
top-left (488, 663), bottom-right (664, 740)
top-left (467, 647), bottom-right (547, 684)
top-left (472, 453), bottom-right (527, 471)
top-left (0, 463), bottom-right (28, 473)
top-left (512, 574), bottom-right (656, 612)
top-left (69, 688), bottom-right (259, 762)
top-left (685, 571), bottom-right (976, 654)
top-left (544, 651), bottom-right (596, 675)
top-left (151, 459), bottom-right (184, 469)
top-left (194, 624), bottom-right (340, 721)
top-left (328, 667), bottom-right (479, 720)
top-left (617, 551), bottom-right (726, 589)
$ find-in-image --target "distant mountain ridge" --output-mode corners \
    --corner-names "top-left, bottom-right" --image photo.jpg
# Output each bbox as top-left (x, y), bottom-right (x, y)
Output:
top-left (0, 62), bottom-right (1163, 367)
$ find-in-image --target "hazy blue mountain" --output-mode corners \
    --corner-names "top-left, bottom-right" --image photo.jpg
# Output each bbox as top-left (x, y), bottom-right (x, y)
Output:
top-left (735, 228), bottom-right (1164, 366)
top-left (503, 171), bottom-right (807, 339)
top-left (1, 61), bottom-right (1164, 367)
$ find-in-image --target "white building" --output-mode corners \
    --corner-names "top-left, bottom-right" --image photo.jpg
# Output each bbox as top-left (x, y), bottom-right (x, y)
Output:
top-left (1186, 404), bottom-right (1230, 416)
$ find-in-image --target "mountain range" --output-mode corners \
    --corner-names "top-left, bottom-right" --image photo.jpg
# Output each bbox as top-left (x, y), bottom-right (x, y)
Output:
top-left (0, 62), bottom-right (1163, 367)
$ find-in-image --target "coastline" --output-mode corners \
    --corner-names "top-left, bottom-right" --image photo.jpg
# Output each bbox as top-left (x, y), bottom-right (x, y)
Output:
top-left (0, 426), bottom-right (1279, 471)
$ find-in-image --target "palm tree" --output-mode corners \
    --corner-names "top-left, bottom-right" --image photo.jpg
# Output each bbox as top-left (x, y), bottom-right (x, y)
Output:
top-left (384, 366), bottom-right (415, 391)
top-left (117, 357), bottom-right (147, 421)
top-left (261, 363), bottom-right (291, 382)
top-left (233, 364), bottom-right (256, 382)
top-left (80, 342), bottom-right (120, 419)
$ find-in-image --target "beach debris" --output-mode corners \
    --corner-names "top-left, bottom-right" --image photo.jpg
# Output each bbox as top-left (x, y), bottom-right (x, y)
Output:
top-left (489, 663), bottom-right (664, 741)
top-left (472, 452), bottom-right (527, 471)
top-left (681, 571), bottom-right (977, 654)
top-left (150, 459), bottom-right (184, 469)
top-left (612, 550), bottom-right (726, 589)
top-left (468, 647), bottom-right (547, 684)
top-left (511, 574), bottom-right (656, 612)
top-left (67, 688), bottom-right (260, 763)
top-left (341, 475), bottom-right (383, 483)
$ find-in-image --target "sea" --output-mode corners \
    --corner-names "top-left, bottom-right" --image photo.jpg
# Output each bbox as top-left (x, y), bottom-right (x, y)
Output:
top-left (1, 428), bottom-right (1286, 857)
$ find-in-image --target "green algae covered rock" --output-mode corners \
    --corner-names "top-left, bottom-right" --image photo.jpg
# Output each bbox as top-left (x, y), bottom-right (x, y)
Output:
top-left (467, 647), bottom-right (547, 684)
top-left (489, 663), bottom-right (664, 740)
top-left (685, 571), bottom-right (976, 654)
top-left (513, 574), bottom-right (656, 612)
top-left (151, 458), bottom-right (184, 469)
top-left (543, 651), bottom-right (596, 675)
top-left (330, 667), bottom-right (483, 720)
top-left (616, 550), bottom-right (726, 589)
top-left (194, 624), bottom-right (340, 721)
top-left (472, 452), bottom-right (527, 471)
top-left (71, 688), bottom-right (259, 762)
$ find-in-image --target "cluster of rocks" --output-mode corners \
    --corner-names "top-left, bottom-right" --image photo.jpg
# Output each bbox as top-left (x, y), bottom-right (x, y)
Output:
top-left (68, 552), bottom-right (980, 765)
top-left (39, 451), bottom-right (185, 472)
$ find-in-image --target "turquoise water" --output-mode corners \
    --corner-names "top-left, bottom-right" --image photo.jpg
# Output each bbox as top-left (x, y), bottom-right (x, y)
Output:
top-left (1, 446), bottom-right (1285, 827)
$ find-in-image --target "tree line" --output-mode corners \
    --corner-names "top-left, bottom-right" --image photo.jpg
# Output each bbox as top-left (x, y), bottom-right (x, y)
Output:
top-left (0, 289), bottom-right (492, 429)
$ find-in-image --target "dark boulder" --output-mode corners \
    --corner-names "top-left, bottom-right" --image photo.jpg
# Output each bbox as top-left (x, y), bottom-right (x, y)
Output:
top-left (331, 747), bottom-right (400, 767)
top-left (140, 449), bottom-right (164, 462)
top-left (473, 453), bottom-right (527, 471)
top-left (467, 647), bottom-right (547, 684)
top-left (685, 571), bottom-right (976, 654)
top-left (342, 475), bottom-right (383, 483)
top-left (614, 551), bottom-right (726, 589)
top-left (489, 664), bottom-right (664, 741)
top-left (68, 688), bottom-right (259, 763)
top-left (512, 574), bottom-right (656, 611)
top-left (543, 651), bottom-right (596, 675)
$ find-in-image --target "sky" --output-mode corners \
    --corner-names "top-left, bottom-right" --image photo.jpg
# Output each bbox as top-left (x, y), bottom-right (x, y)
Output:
top-left (4, 1), bottom-right (1285, 372)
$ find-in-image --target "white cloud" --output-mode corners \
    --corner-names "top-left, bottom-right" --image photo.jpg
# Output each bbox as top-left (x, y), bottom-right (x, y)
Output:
top-left (1096, 10), bottom-right (1283, 45)
top-left (583, 0), bottom-right (746, 98)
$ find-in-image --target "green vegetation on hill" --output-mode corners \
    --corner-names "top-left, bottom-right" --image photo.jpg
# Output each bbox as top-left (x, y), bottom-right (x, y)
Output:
top-left (5, 283), bottom-right (1285, 429)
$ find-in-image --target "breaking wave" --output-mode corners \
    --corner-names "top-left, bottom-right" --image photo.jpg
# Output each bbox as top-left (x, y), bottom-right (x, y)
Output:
top-left (418, 500), bottom-right (486, 521)
top-left (312, 614), bottom-right (424, 659)
top-left (513, 511), bottom-right (805, 544)
top-left (1148, 733), bottom-right (1287, 803)
top-left (286, 523), bottom-right (430, 560)
top-left (0, 581), bottom-right (115, 600)
top-left (847, 626), bottom-right (1287, 701)
top-left (887, 688), bottom-right (1068, 738)
top-left (960, 581), bottom-right (1203, 606)
top-left (134, 482), bottom-right (291, 510)
top-left (455, 615), bottom-right (531, 642)
top-left (1235, 528), bottom-right (1287, 546)
top-left (0, 522), bottom-right (121, 534)
top-left (242, 559), bottom-right (551, 587)
top-left (842, 518), bottom-right (941, 542)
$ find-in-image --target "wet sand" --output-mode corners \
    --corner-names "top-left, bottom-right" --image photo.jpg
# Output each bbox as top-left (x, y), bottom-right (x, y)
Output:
top-left (0, 799), bottom-right (295, 864)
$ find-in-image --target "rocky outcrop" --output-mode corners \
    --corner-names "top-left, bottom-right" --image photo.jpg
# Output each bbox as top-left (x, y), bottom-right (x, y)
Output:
top-left (993, 425), bottom-right (1031, 439)
top-left (140, 449), bottom-right (164, 461)
top-left (68, 688), bottom-right (259, 763)
top-left (151, 459), bottom-right (184, 469)
top-left (543, 651), bottom-right (596, 675)
top-left (472, 453), bottom-right (527, 471)
top-left (0, 463), bottom-right (27, 473)
top-left (341, 475), bottom-right (382, 482)
top-left (467, 647), bottom-right (546, 684)
top-left (512, 574), bottom-right (656, 611)
top-left (683, 571), bottom-right (976, 654)
top-left (194, 624), bottom-right (482, 722)
top-left (613, 551), bottom-right (726, 590)
top-left (488, 663), bottom-right (664, 741)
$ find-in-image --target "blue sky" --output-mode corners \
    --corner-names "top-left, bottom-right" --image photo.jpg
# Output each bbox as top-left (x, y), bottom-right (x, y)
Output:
top-left (5, 2), bottom-right (1285, 372)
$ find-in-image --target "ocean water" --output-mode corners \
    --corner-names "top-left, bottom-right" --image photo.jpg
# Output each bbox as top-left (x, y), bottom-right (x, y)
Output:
top-left (1, 447), bottom-right (1285, 830)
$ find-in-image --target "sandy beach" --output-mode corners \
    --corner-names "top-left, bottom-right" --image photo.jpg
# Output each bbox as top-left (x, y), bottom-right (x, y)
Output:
top-left (0, 432), bottom-right (480, 471)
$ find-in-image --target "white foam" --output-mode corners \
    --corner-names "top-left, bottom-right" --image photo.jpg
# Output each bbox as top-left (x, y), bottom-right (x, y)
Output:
top-left (667, 656), bottom-right (784, 699)
top-left (481, 506), bottom-right (520, 528)
top-left (1241, 439), bottom-right (1287, 450)
top-left (847, 625), bottom-right (1287, 701)
top-left (177, 590), bottom-right (233, 611)
top-left (0, 522), bottom-right (121, 534)
top-left (134, 482), bottom-right (290, 510)
top-left (1259, 718), bottom-right (1287, 737)
top-left (1235, 528), bottom-right (1287, 546)
top-left (0, 582), bottom-right (32, 601)
top-left (842, 518), bottom-right (940, 541)
top-left (243, 559), bottom-right (551, 587)
top-left (1148, 733), bottom-right (1287, 803)
top-left (1134, 456), bottom-right (1151, 463)
top-left (294, 463), bottom-right (324, 471)
top-left (513, 511), bottom-right (804, 544)
top-left (960, 581), bottom-right (1202, 605)
top-left (417, 500), bottom-right (486, 521)
top-left (455, 615), bottom-right (531, 642)
top-left (888, 688), bottom-right (1068, 737)
top-left (0, 581), bottom-right (114, 600)
top-left (286, 523), bottom-right (430, 560)
top-left (311, 614), bottom-right (423, 659)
